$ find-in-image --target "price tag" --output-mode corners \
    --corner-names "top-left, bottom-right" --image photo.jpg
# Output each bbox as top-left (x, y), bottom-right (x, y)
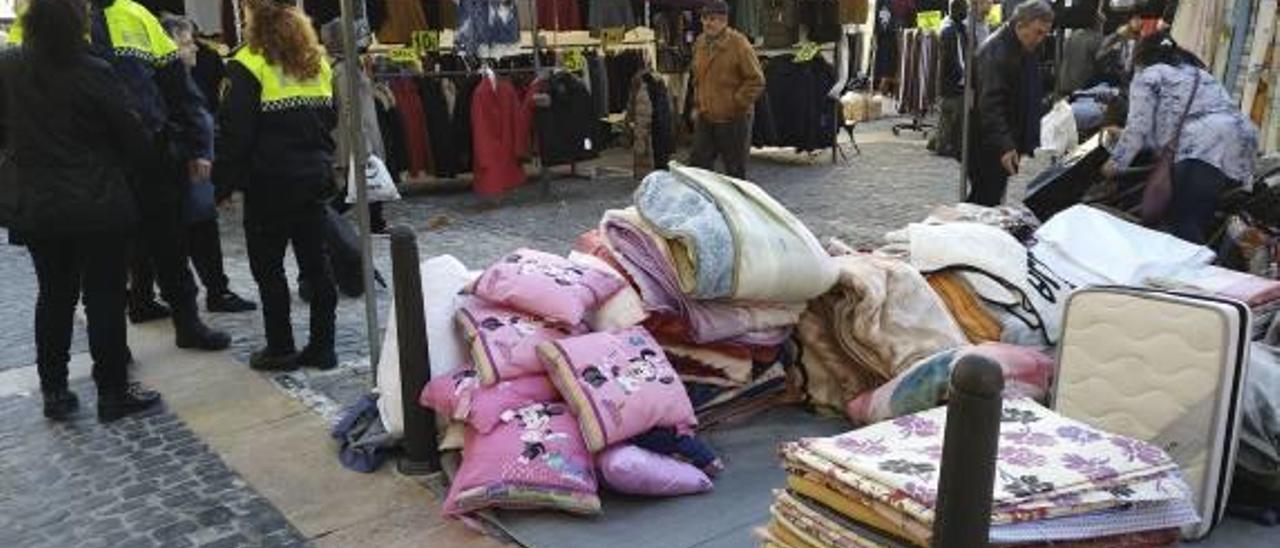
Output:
top-left (602, 27), bottom-right (626, 50)
top-left (389, 47), bottom-right (419, 63)
top-left (794, 42), bottom-right (821, 63)
top-left (563, 48), bottom-right (586, 72)
top-left (410, 30), bottom-right (440, 56)
top-left (988, 5), bottom-right (1003, 26)
top-left (917, 10), bottom-right (943, 32)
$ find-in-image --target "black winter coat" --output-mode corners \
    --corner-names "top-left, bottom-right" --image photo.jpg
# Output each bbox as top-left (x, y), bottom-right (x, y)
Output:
top-left (972, 26), bottom-right (1040, 156)
top-left (0, 50), bottom-right (153, 240)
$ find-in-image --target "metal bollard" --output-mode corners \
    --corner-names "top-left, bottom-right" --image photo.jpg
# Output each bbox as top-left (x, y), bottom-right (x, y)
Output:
top-left (390, 226), bottom-right (440, 475)
top-left (932, 355), bottom-right (1005, 548)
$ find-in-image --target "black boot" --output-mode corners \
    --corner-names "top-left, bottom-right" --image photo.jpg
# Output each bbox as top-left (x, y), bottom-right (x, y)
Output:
top-left (207, 290), bottom-right (258, 313)
top-left (128, 299), bottom-right (171, 324)
top-left (98, 383), bottom-right (161, 423)
top-left (249, 347), bottom-right (299, 372)
top-left (42, 388), bottom-right (80, 421)
top-left (295, 344), bottom-right (337, 371)
top-left (173, 309), bottom-right (231, 351)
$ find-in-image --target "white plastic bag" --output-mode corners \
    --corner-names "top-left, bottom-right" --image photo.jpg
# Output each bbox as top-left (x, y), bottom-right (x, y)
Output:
top-left (1039, 99), bottom-right (1079, 156)
top-left (347, 155), bottom-right (401, 204)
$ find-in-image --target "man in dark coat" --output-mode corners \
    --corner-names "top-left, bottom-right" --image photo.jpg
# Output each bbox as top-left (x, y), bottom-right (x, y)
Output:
top-left (967, 0), bottom-right (1055, 206)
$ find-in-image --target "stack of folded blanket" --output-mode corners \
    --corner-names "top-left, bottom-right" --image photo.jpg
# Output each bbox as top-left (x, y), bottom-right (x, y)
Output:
top-left (761, 398), bottom-right (1201, 547)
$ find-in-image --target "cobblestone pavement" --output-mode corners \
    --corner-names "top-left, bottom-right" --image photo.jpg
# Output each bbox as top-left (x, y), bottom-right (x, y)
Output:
top-left (0, 379), bottom-right (307, 548)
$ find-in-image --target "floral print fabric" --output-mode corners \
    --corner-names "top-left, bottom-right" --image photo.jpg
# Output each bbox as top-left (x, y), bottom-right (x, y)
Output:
top-left (785, 399), bottom-right (1190, 528)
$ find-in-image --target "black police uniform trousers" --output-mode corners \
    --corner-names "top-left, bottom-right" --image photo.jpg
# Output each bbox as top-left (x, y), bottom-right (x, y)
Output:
top-left (28, 233), bottom-right (131, 396)
top-left (130, 149), bottom-right (202, 322)
top-left (245, 202), bottom-right (337, 354)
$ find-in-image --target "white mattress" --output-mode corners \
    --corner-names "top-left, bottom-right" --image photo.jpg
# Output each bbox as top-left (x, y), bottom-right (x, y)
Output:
top-left (1053, 287), bottom-right (1251, 540)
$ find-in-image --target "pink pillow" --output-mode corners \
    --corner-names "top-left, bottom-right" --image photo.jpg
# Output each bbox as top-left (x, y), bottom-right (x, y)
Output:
top-left (420, 368), bottom-right (565, 435)
top-left (597, 444), bottom-right (713, 497)
top-left (471, 249), bottom-right (626, 326)
top-left (444, 402), bottom-right (601, 516)
top-left (457, 297), bottom-right (586, 386)
top-left (537, 326), bottom-right (697, 452)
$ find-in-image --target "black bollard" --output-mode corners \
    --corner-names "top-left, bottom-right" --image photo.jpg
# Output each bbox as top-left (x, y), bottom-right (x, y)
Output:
top-left (932, 355), bottom-right (1005, 548)
top-left (390, 226), bottom-right (440, 475)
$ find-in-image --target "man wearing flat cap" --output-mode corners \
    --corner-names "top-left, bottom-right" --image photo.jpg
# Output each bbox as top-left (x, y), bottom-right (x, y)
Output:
top-left (689, 0), bottom-right (765, 179)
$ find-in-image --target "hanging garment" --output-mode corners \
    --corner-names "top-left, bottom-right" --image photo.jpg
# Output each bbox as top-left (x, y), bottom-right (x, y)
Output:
top-left (537, 0), bottom-right (582, 30)
top-left (379, 0), bottom-right (429, 44)
top-left (762, 0), bottom-right (799, 48)
top-left (608, 50), bottom-right (646, 114)
top-left (629, 72), bottom-right (658, 176)
top-left (419, 77), bottom-right (461, 178)
top-left (840, 0), bottom-right (870, 24)
top-left (456, 0), bottom-right (521, 56)
top-left (873, 0), bottom-right (900, 83)
top-left (453, 75), bottom-right (482, 174)
top-left (760, 55), bottom-right (839, 152)
top-left (390, 78), bottom-right (431, 177)
top-left (374, 90), bottom-right (409, 180)
top-left (534, 72), bottom-right (599, 167)
top-left (470, 76), bottom-right (529, 196)
top-left (587, 53), bottom-right (611, 121)
top-left (731, 0), bottom-right (764, 39)
top-left (801, 0), bottom-right (843, 44)
top-left (646, 73), bottom-right (675, 171)
top-left (590, 0), bottom-right (636, 30)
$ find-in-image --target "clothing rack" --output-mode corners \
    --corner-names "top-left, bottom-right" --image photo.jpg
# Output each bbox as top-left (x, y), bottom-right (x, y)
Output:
top-left (892, 28), bottom-right (939, 138)
top-left (751, 42), bottom-right (844, 165)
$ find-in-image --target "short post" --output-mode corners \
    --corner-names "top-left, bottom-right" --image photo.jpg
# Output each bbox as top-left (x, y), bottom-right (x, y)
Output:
top-left (390, 226), bottom-right (439, 475)
top-left (932, 355), bottom-right (1005, 548)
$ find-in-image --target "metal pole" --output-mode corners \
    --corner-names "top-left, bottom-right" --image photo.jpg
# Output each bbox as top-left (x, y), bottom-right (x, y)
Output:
top-left (932, 354), bottom-right (1004, 548)
top-left (958, 8), bottom-right (979, 202)
top-left (390, 227), bottom-right (440, 475)
top-left (337, 0), bottom-right (381, 377)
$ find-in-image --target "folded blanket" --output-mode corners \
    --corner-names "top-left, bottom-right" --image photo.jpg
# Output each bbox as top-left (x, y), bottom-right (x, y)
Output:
top-left (567, 251), bottom-right (649, 331)
top-left (663, 342), bottom-right (754, 386)
top-left (927, 272), bottom-right (1004, 343)
top-left (602, 208), bottom-right (805, 345)
top-left (638, 164), bottom-right (839, 302)
top-left (845, 344), bottom-right (1055, 426)
top-left (797, 253), bottom-right (967, 412)
top-left (1147, 265), bottom-right (1280, 308)
top-left (634, 170), bottom-right (736, 299)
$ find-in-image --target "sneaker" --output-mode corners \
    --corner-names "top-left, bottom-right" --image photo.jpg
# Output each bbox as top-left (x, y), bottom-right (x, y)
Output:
top-left (295, 345), bottom-right (338, 371)
top-left (207, 290), bottom-right (258, 313)
top-left (98, 383), bottom-right (161, 423)
top-left (250, 348), bottom-right (299, 372)
top-left (128, 300), bottom-right (171, 324)
top-left (42, 389), bottom-right (80, 421)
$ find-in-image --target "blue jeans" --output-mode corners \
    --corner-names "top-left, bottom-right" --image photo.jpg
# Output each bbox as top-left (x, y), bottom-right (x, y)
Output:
top-left (1170, 159), bottom-right (1234, 245)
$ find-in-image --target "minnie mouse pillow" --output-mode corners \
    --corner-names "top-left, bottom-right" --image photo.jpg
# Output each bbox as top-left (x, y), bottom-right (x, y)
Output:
top-left (537, 327), bottom-right (697, 452)
top-left (470, 249), bottom-right (625, 326)
top-left (419, 366), bottom-right (563, 435)
top-left (457, 298), bottom-right (587, 386)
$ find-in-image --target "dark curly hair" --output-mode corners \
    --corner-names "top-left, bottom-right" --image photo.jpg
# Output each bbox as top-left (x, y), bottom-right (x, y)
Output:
top-left (22, 0), bottom-right (90, 65)
top-left (1133, 31), bottom-right (1206, 71)
top-left (243, 0), bottom-right (325, 81)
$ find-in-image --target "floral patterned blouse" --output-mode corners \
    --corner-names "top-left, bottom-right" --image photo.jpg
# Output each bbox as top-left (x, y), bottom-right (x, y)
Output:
top-left (1111, 63), bottom-right (1260, 187)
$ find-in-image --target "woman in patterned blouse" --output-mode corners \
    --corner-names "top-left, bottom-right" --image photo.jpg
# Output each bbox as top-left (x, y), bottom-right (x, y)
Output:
top-left (1102, 32), bottom-right (1259, 244)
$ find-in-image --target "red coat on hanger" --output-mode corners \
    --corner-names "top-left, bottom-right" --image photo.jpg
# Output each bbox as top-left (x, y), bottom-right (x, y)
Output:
top-left (470, 76), bottom-right (531, 196)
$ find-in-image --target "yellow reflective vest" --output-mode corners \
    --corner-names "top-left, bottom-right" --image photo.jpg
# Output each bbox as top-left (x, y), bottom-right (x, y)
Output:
top-left (230, 47), bottom-right (333, 112)
top-left (7, 0), bottom-right (179, 68)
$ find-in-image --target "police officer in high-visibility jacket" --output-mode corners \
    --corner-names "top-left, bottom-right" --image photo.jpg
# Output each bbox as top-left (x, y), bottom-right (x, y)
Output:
top-left (9, 0), bottom-right (233, 351)
top-left (213, 0), bottom-right (339, 372)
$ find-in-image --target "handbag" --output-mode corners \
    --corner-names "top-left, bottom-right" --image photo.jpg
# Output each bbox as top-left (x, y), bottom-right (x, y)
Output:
top-left (182, 177), bottom-right (218, 225)
top-left (1140, 69), bottom-right (1202, 226)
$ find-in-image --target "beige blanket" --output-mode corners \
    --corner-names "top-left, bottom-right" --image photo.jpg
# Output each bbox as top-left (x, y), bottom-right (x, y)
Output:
top-left (797, 253), bottom-right (967, 412)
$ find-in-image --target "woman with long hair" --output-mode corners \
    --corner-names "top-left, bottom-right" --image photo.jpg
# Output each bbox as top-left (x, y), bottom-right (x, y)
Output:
top-left (1, 0), bottom-right (161, 421)
top-left (213, 0), bottom-right (339, 371)
top-left (1103, 32), bottom-right (1259, 244)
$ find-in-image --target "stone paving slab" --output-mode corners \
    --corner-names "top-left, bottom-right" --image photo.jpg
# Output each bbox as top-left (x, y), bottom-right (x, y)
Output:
top-left (0, 379), bottom-right (308, 548)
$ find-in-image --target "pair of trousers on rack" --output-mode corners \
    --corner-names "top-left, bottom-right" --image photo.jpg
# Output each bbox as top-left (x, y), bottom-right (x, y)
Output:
top-left (689, 111), bottom-right (755, 180)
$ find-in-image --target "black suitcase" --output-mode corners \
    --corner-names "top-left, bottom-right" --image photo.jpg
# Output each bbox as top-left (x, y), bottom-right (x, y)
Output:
top-left (1024, 135), bottom-right (1111, 222)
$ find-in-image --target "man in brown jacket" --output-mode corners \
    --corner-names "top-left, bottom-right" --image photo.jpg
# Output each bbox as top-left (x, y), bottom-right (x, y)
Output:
top-left (690, 0), bottom-right (765, 179)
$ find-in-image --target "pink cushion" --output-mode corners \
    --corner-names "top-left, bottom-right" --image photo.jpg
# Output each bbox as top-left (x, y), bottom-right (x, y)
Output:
top-left (457, 297), bottom-right (586, 386)
top-left (538, 326), bottom-right (697, 452)
top-left (597, 444), bottom-right (713, 497)
top-left (419, 367), bottom-right (564, 435)
top-left (444, 403), bottom-right (600, 516)
top-left (471, 248), bottom-right (626, 326)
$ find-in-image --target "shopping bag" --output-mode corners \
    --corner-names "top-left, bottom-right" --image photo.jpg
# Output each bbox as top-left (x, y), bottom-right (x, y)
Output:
top-left (346, 155), bottom-right (401, 204)
top-left (182, 177), bottom-right (217, 225)
top-left (1039, 99), bottom-right (1078, 156)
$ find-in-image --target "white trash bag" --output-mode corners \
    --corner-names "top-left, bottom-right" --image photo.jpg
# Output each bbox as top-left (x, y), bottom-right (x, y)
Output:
top-left (347, 155), bottom-right (401, 204)
top-left (1039, 99), bottom-right (1079, 156)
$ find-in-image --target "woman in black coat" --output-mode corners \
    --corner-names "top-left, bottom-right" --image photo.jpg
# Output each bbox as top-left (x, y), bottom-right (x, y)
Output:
top-left (0, 0), bottom-right (162, 421)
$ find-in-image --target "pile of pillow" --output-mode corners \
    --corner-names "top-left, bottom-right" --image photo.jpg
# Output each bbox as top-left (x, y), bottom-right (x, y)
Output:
top-left (419, 249), bottom-right (722, 518)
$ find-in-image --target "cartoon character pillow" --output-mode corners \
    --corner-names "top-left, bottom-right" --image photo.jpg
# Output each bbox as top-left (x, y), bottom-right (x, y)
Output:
top-left (444, 402), bottom-right (601, 517)
top-left (470, 248), bottom-right (626, 326)
top-left (419, 366), bottom-right (563, 434)
top-left (537, 326), bottom-right (697, 452)
top-left (457, 297), bottom-right (586, 386)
